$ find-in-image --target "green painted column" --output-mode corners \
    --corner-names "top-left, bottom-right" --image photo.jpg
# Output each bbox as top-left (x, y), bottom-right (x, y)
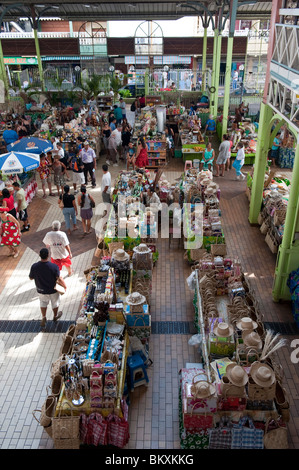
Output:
top-left (145, 68), bottom-right (149, 96)
top-left (272, 139), bottom-right (299, 301)
top-left (0, 39), bottom-right (9, 94)
top-left (33, 28), bottom-right (45, 91)
top-left (210, 28), bottom-right (218, 116)
top-left (213, 32), bottom-right (222, 118)
top-left (248, 102), bottom-right (273, 224)
top-left (221, 35), bottom-right (233, 137)
top-left (202, 26), bottom-right (208, 92)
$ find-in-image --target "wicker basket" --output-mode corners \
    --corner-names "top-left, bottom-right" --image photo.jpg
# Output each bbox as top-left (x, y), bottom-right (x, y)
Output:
top-left (54, 438), bottom-right (80, 449)
top-left (32, 394), bottom-right (56, 428)
top-left (248, 376), bottom-right (276, 400)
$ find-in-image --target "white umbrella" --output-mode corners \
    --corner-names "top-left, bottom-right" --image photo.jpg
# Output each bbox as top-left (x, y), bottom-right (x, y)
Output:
top-left (0, 151), bottom-right (40, 174)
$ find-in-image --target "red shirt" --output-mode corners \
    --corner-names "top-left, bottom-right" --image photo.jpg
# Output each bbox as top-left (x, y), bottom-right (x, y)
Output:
top-left (4, 195), bottom-right (15, 211)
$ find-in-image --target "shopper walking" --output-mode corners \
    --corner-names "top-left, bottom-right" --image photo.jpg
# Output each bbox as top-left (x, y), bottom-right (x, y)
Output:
top-left (232, 142), bottom-right (246, 180)
top-left (102, 120), bottom-right (111, 163)
top-left (121, 123), bottom-right (132, 160)
top-left (70, 151), bottom-right (84, 194)
top-left (37, 152), bottom-right (55, 198)
top-left (101, 164), bottom-right (111, 204)
top-left (113, 104), bottom-right (123, 125)
top-left (77, 185), bottom-right (95, 235)
top-left (29, 247), bottom-right (66, 329)
top-left (0, 207), bottom-right (21, 258)
top-left (1, 187), bottom-right (16, 218)
top-left (12, 181), bottom-right (30, 233)
top-left (135, 137), bottom-right (149, 169)
top-left (119, 97), bottom-right (126, 120)
top-left (52, 155), bottom-right (67, 196)
top-left (58, 184), bottom-right (78, 235)
top-left (216, 134), bottom-right (231, 177)
top-left (43, 220), bottom-right (73, 277)
top-left (81, 141), bottom-right (97, 187)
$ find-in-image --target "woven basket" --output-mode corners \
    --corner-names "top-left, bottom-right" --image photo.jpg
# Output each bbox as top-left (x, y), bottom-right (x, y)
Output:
top-left (32, 395), bottom-right (56, 428)
top-left (59, 335), bottom-right (73, 356)
top-left (50, 374), bottom-right (64, 398)
top-left (220, 376), bottom-right (246, 398)
top-left (264, 419), bottom-right (288, 449)
top-left (52, 402), bottom-right (80, 442)
top-left (54, 438), bottom-right (80, 449)
top-left (108, 242), bottom-right (124, 255)
top-left (248, 375), bottom-right (276, 400)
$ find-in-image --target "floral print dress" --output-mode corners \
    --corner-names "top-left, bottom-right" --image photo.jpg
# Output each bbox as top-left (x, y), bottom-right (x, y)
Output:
top-left (1, 219), bottom-right (21, 247)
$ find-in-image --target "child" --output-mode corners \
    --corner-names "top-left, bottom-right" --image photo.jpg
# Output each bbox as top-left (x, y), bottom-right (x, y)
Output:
top-left (232, 142), bottom-right (245, 180)
top-left (126, 141), bottom-right (136, 171)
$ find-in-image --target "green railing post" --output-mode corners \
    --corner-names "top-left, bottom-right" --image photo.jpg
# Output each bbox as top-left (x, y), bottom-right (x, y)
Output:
top-left (248, 102), bottom-right (273, 224)
top-left (272, 139), bottom-right (299, 301)
top-left (0, 39), bottom-right (9, 95)
top-left (222, 0), bottom-right (237, 136)
top-left (213, 32), bottom-right (222, 117)
top-left (145, 68), bottom-right (149, 96)
top-left (210, 28), bottom-right (219, 116)
top-left (33, 28), bottom-right (45, 91)
top-left (222, 36), bottom-right (233, 137)
top-left (202, 26), bottom-right (208, 92)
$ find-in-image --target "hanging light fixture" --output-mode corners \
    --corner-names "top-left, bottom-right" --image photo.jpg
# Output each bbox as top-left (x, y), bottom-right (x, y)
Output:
top-left (109, 65), bottom-right (115, 73)
top-left (129, 65), bottom-right (135, 72)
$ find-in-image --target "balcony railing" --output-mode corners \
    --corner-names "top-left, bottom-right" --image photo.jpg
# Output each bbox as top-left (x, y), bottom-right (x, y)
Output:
top-left (0, 29), bottom-right (255, 40)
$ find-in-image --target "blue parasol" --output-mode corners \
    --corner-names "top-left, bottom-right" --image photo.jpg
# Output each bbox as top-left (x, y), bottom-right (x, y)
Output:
top-left (0, 151), bottom-right (40, 174)
top-left (7, 136), bottom-right (53, 154)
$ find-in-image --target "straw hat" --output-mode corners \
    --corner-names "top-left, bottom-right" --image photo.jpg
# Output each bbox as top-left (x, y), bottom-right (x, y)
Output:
top-left (133, 243), bottom-right (152, 254)
top-left (112, 249), bottom-right (130, 262)
top-left (191, 380), bottom-right (216, 399)
top-left (126, 292), bottom-right (146, 305)
top-left (225, 363), bottom-right (248, 387)
top-left (236, 317), bottom-right (258, 331)
top-left (213, 322), bottom-right (234, 338)
top-left (250, 362), bottom-right (276, 388)
top-left (243, 331), bottom-right (263, 350)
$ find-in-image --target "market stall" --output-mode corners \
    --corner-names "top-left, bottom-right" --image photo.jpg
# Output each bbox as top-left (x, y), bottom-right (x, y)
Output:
top-left (247, 168), bottom-right (290, 254)
top-left (180, 248), bottom-right (289, 449)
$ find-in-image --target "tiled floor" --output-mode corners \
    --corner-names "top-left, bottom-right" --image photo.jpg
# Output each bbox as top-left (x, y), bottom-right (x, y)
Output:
top-left (0, 142), bottom-right (299, 449)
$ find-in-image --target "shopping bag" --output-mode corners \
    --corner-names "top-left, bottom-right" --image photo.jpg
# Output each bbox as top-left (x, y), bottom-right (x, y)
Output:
top-left (208, 417), bottom-right (233, 449)
top-left (231, 416), bottom-right (264, 449)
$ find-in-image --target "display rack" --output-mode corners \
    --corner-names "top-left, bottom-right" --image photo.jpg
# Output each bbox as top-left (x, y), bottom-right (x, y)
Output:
top-left (146, 139), bottom-right (167, 169)
top-left (97, 95), bottom-right (113, 111)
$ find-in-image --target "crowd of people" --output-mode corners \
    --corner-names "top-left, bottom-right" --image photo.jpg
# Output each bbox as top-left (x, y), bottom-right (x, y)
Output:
top-left (0, 93), bottom-right (253, 329)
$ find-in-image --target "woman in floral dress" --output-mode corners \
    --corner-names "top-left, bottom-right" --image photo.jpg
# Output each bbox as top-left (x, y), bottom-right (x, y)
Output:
top-left (37, 152), bottom-right (55, 198)
top-left (0, 207), bottom-right (21, 258)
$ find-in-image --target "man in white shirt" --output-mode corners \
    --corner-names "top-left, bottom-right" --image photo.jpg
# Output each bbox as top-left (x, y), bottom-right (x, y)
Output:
top-left (50, 136), bottom-right (59, 156)
top-left (108, 124), bottom-right (122, 166)
top-left (57, 142), bottom-right (70, 179)
top-left (43, 220), bottom-right (73, 276)
top-left (119, 97), bottom-right (126, 120)
top-left (80, 141), bottom-right (97, 187)
top-left (101, 164), bottom-right (111, 204)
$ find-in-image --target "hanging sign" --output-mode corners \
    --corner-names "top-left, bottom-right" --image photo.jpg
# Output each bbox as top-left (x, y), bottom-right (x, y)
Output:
top-left (4, 57), bottom-right (38, 65)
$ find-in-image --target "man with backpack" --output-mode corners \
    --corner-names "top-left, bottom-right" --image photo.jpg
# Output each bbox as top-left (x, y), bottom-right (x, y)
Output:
top-left (70, 149), bottom-right (85, 193)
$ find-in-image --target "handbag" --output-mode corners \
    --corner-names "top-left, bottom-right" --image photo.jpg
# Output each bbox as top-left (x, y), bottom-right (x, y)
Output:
top-left (264, 418), bottom-right (288, 449)
top-left (52, 402), bottom-right (80, 448)
top-left (210, 237), bottom-right (226, 256)
top-left (208, 417), bottom-right (233, 449)
top-left (58, 196), bottom-right (64, 209)
top-left (106, 414), bottom-right (130, 448)
top-left (32, 394), bottom-right (57, 428)
top-left (231, 416), bottom-right (264, 449)
top-left (55, 282), bottom-right (66, 295)
top-left (85, 412), bottom-right (108, 446)
top-left (89, 195), bottom-right (95, 208)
